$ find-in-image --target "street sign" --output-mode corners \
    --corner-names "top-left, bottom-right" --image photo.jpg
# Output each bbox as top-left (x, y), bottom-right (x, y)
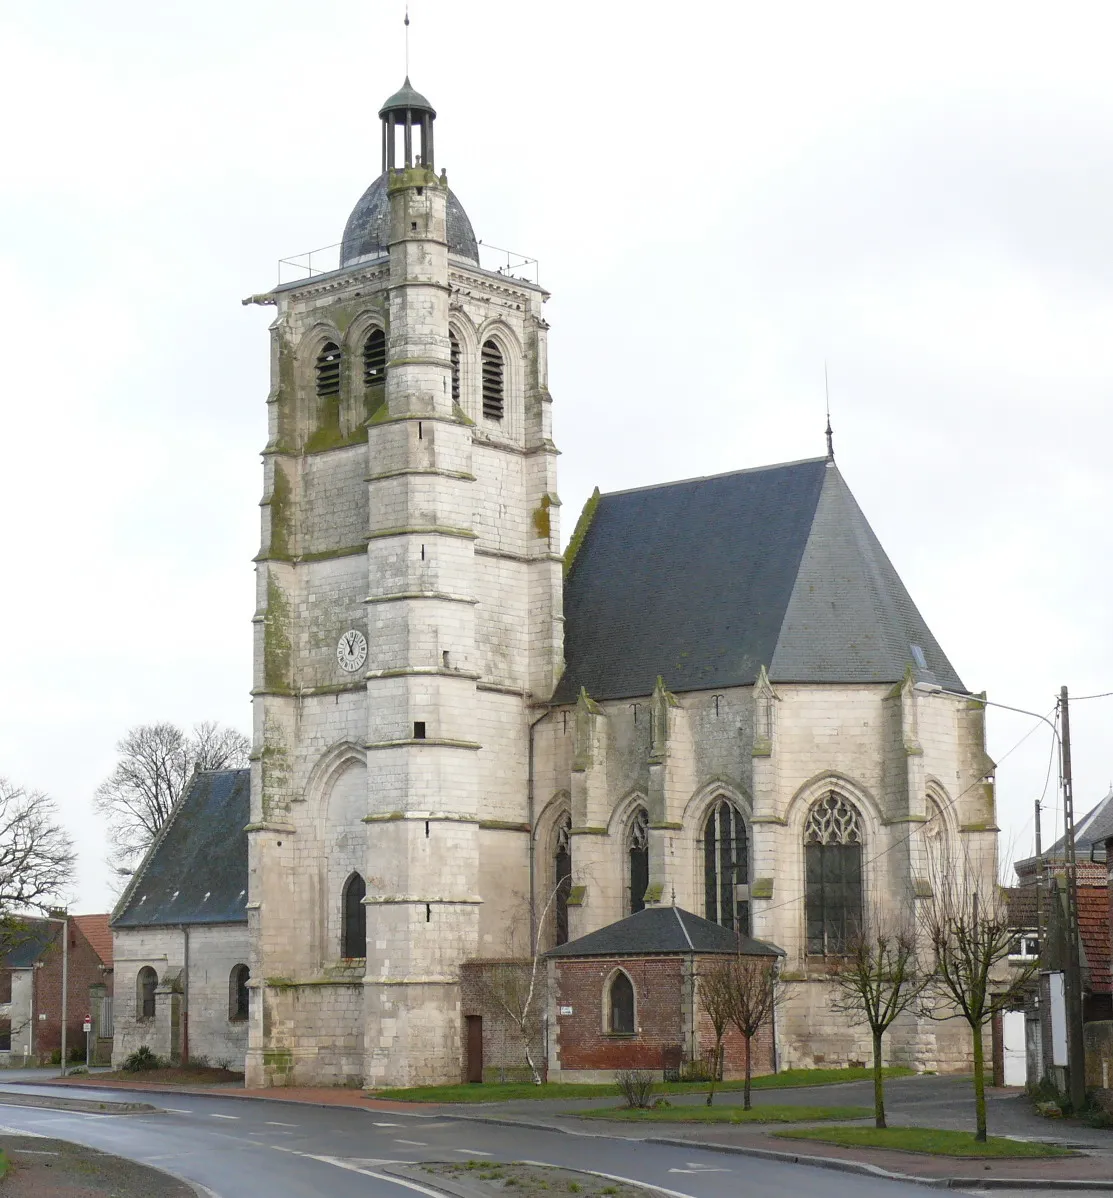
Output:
top-left (82, 1020), bottom-right (92, 1033)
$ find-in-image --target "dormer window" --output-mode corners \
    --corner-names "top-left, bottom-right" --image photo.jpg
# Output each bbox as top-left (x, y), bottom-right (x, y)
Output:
top-left (316, 342), bottom-right (341, 397)
top-left (481, 339), bottom-right (504, 421)
top-left (363, 329), bottom-right (386, 385)
top-left (449, 330), bottom-right (461, 402)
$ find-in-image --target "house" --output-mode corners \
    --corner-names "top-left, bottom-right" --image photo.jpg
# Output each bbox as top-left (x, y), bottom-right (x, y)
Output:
top-left (0, 916), bottom-right (110, 1065)
top-left (73, 914), bottom-right (114, 1064)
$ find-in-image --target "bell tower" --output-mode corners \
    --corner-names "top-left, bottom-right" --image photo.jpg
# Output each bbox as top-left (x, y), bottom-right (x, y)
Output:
top-left (246, 79), bottom-right (562, 1088)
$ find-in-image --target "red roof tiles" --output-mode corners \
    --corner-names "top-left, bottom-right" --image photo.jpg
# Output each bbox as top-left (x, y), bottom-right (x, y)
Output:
top-left (72, 913), bottom-right (112, 968)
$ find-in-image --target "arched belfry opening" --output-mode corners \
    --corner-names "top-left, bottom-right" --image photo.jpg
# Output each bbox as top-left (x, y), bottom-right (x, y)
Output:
top-left (380, 78), bottom-right (436, 171)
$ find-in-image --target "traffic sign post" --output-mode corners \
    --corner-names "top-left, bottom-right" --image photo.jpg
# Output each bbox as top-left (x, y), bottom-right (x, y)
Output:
top-left (83, 1015), bottom-right (92, 1068)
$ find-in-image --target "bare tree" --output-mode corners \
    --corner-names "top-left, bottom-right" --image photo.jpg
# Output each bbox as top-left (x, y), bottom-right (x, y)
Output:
top-left (94, 721), bottom-right (249, 872)
top-left (696, 960), bottom-right (734, 1106)
top-left (726, 953), bottom-right (784, 1111)
top-left (922, 880), bottom-right (1037, 1141)
top-left (829, 924), bottom-right (928, 1128)
top-left (0, 780), bottom-right (76, 914)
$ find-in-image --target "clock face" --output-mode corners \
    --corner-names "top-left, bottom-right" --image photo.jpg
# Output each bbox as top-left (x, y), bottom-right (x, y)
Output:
top-left (336, 629), bottom-right (367, 673)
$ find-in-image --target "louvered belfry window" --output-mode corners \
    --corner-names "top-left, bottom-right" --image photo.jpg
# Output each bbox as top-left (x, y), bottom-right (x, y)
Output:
top-left (480, 339), bottom-right (504, 420)
top-left (449, 330), bottom-right (461, 402)
top-left (363, 328), bottom-right (386, 385)
top-left (315, 341), bottom-right (341, 397)
top-left (804, 793), bottom-right (864, 955)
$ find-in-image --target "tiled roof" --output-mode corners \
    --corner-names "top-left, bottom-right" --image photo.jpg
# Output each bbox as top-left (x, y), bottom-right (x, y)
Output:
top-left (555, 458), bottom-right (964, 703)
top-left (73, 914), bottom-right (113, 967)
top-left (547, 905), bottom-right (784, 959)
top-left (112, 770), bottom-right (249, 929)
top-left (1005, 887), bottom-right (1038, 930)
top-left (1078, 886), bottom-right (1111, 995)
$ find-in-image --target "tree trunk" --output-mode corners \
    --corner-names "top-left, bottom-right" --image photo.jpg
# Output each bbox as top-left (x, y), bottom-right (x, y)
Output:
top-left (972, 1022), bottom-right (987, 1142)
top-left (706, 1037), bottom-right (720, 1106)
top-left (743, 1033), bottom-right (752, 1111)
top-left (523, 1039), bottom-right (541, 1086)
top-left (872, 1028), bottom-right (886, 1129)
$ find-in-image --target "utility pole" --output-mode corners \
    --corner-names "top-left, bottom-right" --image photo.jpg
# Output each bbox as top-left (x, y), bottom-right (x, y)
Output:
top-left (1059, 686), bottom-right (1086, 1113)
top-left (1034, 798), bottom-right (1043, 957)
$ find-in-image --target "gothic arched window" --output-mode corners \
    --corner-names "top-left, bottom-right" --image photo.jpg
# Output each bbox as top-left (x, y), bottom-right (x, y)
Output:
top-left (628, 807), bottom-right (649, 915)
top-left (608, 971), bottom-right (635, 1034)
top-left (362, 328), bottom-right (386, 386)
top-left (554, 812), bottom-right (572, 947)
top-left (136, 966), bottom-right (157, 1019)
top-left (449, 330), bottom-right (461, 402)
top-left (229, 964), bottom-right (250, 1021)
top-left (804, 793), bottom-right (864, 956)
top-left (480, 339), bottom-right (504, 420)
top-left (704, 799), bottom-right (750, 934)
top-left (342, 872), bottom-right (367, 959)
top-left (315, 341), bottom-right (341, 397)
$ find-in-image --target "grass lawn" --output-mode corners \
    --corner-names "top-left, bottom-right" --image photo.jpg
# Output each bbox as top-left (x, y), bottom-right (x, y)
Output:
top-left (578, 1103), bottom-right (873, 1124)
top-left (365, 1066), bottom-right (915, 1104)
top-left (0, 1149), bottom-right (7, 1179)
top-left (773, 1127), bottom-right (1072, 1158)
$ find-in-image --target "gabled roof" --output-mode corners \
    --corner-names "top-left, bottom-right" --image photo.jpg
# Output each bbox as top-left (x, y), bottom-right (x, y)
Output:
top-left (554, 458), bottom-right (965, 703)
top-left (1019, 788), bottom-right (1113, 872)
top-left (0, 919), bottom-right (57, 969)
top-left (547, 905), bottom-right (784, 958)
top-left (112, 770), bottom-right (249, 929)
top-left (73, 914), bottom-right (113, 968)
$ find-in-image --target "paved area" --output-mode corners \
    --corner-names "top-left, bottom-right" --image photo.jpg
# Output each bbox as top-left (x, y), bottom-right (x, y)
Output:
top-left (0, 1133), bottom-right (195, 1197)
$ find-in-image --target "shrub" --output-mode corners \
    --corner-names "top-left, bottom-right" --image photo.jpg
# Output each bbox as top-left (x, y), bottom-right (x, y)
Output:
top-left (122, 1046), bottom-right (163, 1072)
top-left (615, 1069), bottom-right (655, 1109)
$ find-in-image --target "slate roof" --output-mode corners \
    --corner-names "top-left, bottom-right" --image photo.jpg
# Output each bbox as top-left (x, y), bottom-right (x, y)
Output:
top-left (547, 905), bottom-right (784, 958)
top-left (112, 769), bottom-right (249, 929)
top-left (554, 458), bottom-right (965, 703)
top-left (73, 914), bottom-right (113, 968)
top-left (340, 172), bottom-right (479, 266)
top-left (1023, 788), bottom-right (1113, 868)
top-left (0, 919), bottom-right (58, 968)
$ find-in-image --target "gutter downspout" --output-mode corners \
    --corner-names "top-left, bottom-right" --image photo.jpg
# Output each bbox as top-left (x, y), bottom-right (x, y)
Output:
top-left (181, 925), bottom-right (190, 1065)
top-left (527, 707), bottom-right (552, 955)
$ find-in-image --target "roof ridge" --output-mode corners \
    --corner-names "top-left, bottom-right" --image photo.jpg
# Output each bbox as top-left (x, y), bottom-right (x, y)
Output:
top-left (672, 906), bottom-right (696, 950)
top-left (602, 456), bottom-right (829, 499)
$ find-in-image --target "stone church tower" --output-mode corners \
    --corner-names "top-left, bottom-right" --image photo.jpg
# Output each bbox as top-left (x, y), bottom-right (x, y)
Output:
top-left (246, 80), bottom-right (560, 1087)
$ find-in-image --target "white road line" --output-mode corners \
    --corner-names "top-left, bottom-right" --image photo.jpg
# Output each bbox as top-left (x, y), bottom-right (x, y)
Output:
top-left (373, 1121), bottom-right (402, 1126)
top-left (270, 1145), bottom-right (441, 1194)
top-left (521, 1161), bottom-right (699, 1198)
top-left (163, 1108), bottom-right (193, 1114)
top-left (209, 1113), bottom-right (240, 1120)
top-left (0, 1126), bottom-right (45, 1137)
top-left (452, 1149), bottom-right (492, 1156)
top-left (265, 1121), bottom-right (297, 1127)
top-left (393, 1138), bottom-right (427, 1146)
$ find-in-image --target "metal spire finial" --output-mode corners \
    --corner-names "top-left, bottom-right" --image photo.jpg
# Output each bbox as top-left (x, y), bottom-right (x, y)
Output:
top-left (404, 5), bottom-right (410, 78)
top-left (824, 361), bottom-right (834, 462)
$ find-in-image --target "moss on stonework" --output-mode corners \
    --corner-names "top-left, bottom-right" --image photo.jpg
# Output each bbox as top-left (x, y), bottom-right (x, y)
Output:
top-left (452, 400), bottom-right (475, 426)
top-left (263, 577), bottom-right (292, 691)
top-left (567, 884), bottom-right (587, 907)
top-left (266, 463), bottom-right (293, 559)
top-left (305, 421), bottom-right (367, 454)
top-left (365, 384), bottom-right (386, 424)
top-left (564, 487), bottom-right (601, 577)
top-left (533, 495), bottom-right (552, 539)
top-left (751, 878), bottom-right (774, 899)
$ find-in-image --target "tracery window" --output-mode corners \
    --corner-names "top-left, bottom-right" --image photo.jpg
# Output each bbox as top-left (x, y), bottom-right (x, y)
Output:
top-left (449, 330), bottom-right (461, 402)
top-left (804, 793), bottom-right (863, 955)
top-left (704, 799), bottom-right (750, 934)
top-left (362, 328), bottom-right (386, 386)
top-left (315, 341), bottom-right (341, 397)
top-left (342, 872), bottom-right (367, 959)
top-left (554, 812), bottom-right (572, 947)
top-left (229, 964), bottom-right (250, 1021)
top-left (480, 339), bottom-right (504, 420)
top-left (137, 966), bottom-right (157, 1019)
top-left (628, 807), bottom-right (649, 915)
top-left (608, 971), bottom-right (635, 1034)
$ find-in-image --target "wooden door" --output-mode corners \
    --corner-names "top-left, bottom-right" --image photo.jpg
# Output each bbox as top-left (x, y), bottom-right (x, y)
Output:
top-left (465, 1015), bottom-right (483, 1083)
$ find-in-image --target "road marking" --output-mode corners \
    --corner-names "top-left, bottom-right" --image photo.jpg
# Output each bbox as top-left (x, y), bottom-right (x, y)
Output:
top-left (0, 1126), bottom-right (45, 1137)
top-left (452, 1149), bottom-right (492, 1156)
top-left (163, 1108), bottom-right (193, 1114)
top-left (265, 1121), bottom-right (297, 1127)
top-left (521, 1161), bottom-right (699, 1198)
top-left (669, 1167), bottom-right (729, 1174)
top-left (11, 1149), bottom-right (60, 1156)
top-left (270, 1145), bottom-right (442, 1194)
top-left (372, 1121), bottom-right (402, 1126)
top-left (394, 1138), bottom-right (427, 1146)
top-left (210, 1113), bottom-right (239, 1120)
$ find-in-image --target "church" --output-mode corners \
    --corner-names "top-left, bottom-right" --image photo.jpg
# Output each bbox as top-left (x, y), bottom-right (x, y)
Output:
top-left (110, 78), bottom-right (999, 1087)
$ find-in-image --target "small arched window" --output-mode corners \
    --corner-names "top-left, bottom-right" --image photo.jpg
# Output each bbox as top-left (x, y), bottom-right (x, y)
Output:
top-left (449, 330), bottom-right (461, 403)
top-left (480, 339), bottom-right (504, 420)
top-left (229, 964), bottom-right (250, 1021)
top-left (627, 807), bottom-right (649, 915)
top-left (608, 971), bottom-right (635, 1035)
top-left (342, 872), bottom-right (367, 959)
top-left (362, 329), bottom-right (386, 386)
top-left (554, 812), bottom-right (572, 947)
top-left (704, 800), bottom-right (749, 933)
top-left (804, 793), bottom-right (864, 955)
top-left (136, 966), bottom-right (157, 1020)
top-left (316, 341), bottom-right (341, 397)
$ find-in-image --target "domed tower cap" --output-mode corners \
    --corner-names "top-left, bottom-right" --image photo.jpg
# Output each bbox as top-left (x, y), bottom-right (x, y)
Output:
top-left (379, 77), bottom-right (436, 119)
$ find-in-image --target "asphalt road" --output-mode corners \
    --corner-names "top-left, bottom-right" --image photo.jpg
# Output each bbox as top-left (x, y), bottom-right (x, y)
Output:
top-left (0, 1081), bottom-right (950, 1198)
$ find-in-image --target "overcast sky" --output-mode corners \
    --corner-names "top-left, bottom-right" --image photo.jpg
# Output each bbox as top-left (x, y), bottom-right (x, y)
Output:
top-left (2, 1), bottom-right (1110, 912)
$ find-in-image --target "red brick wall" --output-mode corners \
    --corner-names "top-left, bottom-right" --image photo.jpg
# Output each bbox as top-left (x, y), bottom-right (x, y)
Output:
top-left (553, 955), bottom-right (775, 1078)
top-left (31, 923), bottom-right (107, 1061)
